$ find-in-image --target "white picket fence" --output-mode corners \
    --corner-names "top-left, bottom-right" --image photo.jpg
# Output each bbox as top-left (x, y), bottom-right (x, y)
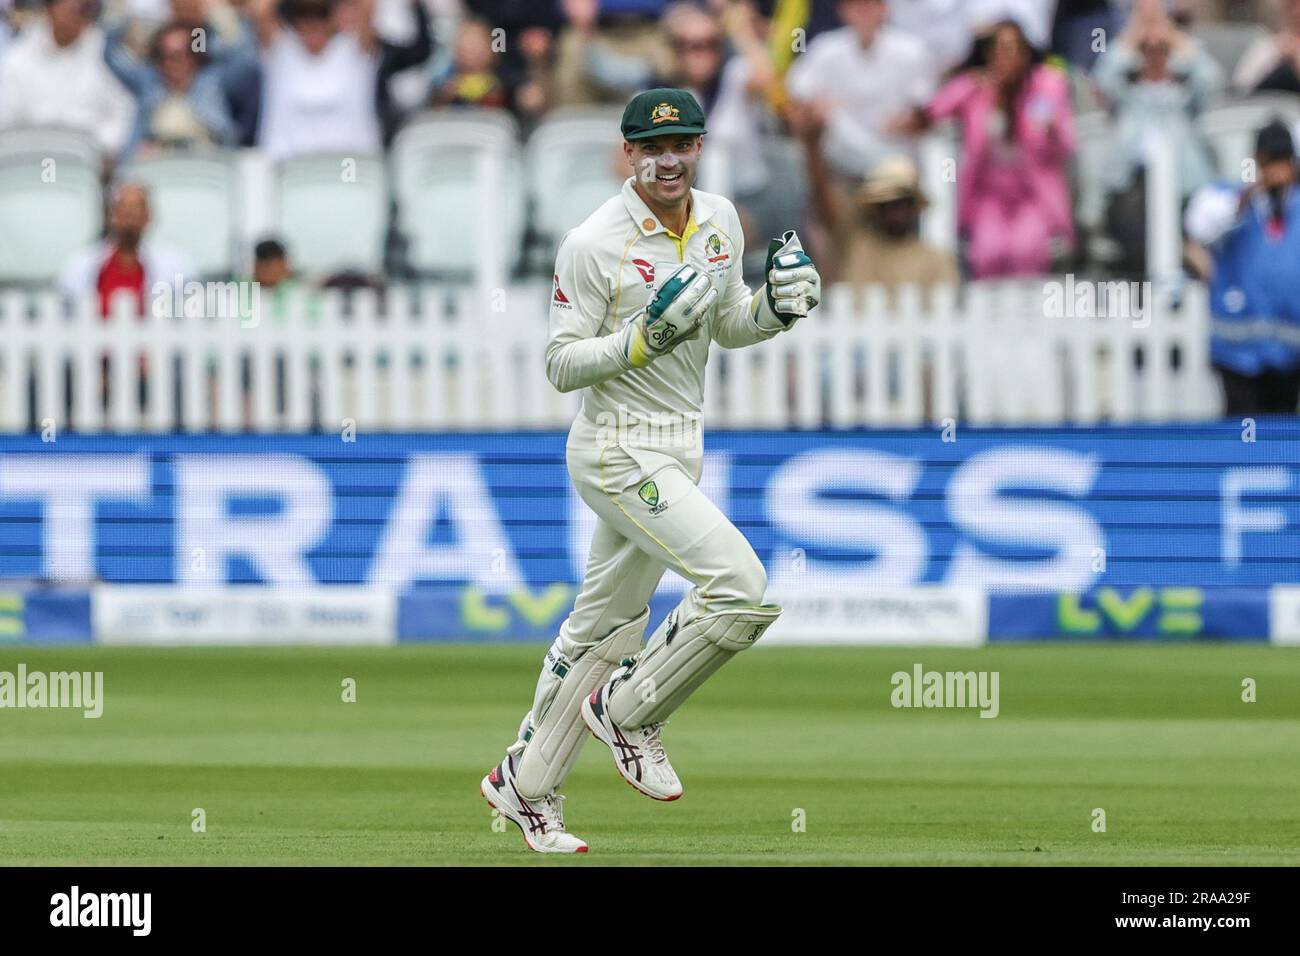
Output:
top-left (0, 279), bottom-right (1218, 432)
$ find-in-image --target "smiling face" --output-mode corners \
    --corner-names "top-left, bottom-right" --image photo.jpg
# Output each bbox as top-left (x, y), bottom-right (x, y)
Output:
top-left (625, 133), bottom-right (703, 210)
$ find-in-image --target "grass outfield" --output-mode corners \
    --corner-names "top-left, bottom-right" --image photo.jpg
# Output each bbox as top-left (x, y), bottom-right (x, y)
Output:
top-left (0, 643), bottom-right (1297, 866)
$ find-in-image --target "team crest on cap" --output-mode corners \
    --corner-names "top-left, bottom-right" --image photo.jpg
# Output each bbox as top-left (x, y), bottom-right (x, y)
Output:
top-left (650, 102), bottom-right (681, 125)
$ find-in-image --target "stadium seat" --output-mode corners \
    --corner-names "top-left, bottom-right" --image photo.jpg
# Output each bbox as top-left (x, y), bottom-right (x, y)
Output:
top-left (1192, 22), bottom-right (1269, 77)
top-left (525, 107), bottom-right (625, 254)
top-left (1199, 93), bottom-right (1300, 177)
top-left (0, 125), bottom-right (101, 169)
top-left (390, 109), bottom-right (525, 282)
top-left (121, 154), bottom-right (238, 279)
top-left (0, 150), bottom-right (102, 284)
top-left (275, 154), bottom-right (388, 277)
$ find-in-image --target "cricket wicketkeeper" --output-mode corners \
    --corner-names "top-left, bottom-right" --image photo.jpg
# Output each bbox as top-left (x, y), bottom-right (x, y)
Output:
top-left (480, 88), bottom-right (821, 852)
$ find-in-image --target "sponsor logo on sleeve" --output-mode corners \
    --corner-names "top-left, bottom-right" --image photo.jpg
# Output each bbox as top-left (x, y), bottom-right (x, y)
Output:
top-left (552, 274), bottom-right (572, 307)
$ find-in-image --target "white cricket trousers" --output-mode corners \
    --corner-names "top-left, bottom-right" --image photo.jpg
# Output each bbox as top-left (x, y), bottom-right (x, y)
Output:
top-left (559, 410), bottom-right (767, 646)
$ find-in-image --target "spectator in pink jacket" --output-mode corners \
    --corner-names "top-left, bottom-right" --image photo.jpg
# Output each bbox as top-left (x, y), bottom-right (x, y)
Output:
top-left (895, 19), bottom-right (1076, 279)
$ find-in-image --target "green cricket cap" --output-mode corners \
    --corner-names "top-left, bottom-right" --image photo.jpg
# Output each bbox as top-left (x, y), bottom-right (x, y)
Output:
top-left (621, 88), bottom-right (708, 141)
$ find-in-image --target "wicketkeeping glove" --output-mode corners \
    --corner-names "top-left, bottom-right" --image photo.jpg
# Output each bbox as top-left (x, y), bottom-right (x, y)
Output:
top-left (623, 263), bottom-right (717, 369)
top-left (754, 230), bottom-right (821, 331)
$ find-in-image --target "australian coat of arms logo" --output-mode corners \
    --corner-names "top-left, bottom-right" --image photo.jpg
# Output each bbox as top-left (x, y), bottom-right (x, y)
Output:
top-left (650, 102), bottom-right (680, 125)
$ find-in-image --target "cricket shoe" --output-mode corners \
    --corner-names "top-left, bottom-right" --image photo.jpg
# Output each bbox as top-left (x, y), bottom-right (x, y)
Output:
top-left (479, 754), bottom-right (588, 853)
top-left (580, 682), bottom-right (683, 801)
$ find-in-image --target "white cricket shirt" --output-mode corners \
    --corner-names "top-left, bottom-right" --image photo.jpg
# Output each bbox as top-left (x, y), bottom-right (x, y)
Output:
top-left (546, 177), bottom-right (778, 430)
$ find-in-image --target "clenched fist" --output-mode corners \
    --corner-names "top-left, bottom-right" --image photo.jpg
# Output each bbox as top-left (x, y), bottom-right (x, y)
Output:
top-left (623, 264), bottom-right (717, 368)
top-left (755, 230), bottom-right (821, 331)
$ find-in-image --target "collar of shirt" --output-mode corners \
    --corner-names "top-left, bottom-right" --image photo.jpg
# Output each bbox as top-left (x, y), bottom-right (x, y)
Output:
top-left (620, 177), bottom-right (716, 258)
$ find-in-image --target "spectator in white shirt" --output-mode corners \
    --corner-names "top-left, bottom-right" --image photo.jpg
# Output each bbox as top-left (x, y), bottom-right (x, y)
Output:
top-left (249, 0), bottom-right (382, 161)
top-left (57, 181), bottom-right (194, 313)
top-left (785, 0), bottom-right (933, 277)
top-left (785, 0), bottom-right (934, 182)
top-left (0, 0), bottom-right (135, 159)
top-left (58, 182), bottom-right (195, 416)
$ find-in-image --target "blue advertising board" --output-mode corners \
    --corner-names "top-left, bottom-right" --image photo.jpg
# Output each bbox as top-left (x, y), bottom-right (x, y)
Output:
top-left (0, 425), bottom-right (1297, 596)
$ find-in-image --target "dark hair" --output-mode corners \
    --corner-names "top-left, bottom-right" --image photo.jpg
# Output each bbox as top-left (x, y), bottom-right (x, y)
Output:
top-left (960, 19), bottom-right (1043, 143)
top-left (1256, 119), bottom-right (1296, 163)
top-left (959, 18), bottom-right (1043, 73)
top-left (254, 238), bottom-right (288, 261)
top-left (279, 0), bottom-right (334, 21)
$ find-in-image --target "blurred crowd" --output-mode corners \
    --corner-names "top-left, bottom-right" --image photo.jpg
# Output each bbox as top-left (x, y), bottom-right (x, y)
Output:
top-left (0, 1), bottom-right (1290, 274)
top-left (3, 0), bottom-right (1300, 411)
